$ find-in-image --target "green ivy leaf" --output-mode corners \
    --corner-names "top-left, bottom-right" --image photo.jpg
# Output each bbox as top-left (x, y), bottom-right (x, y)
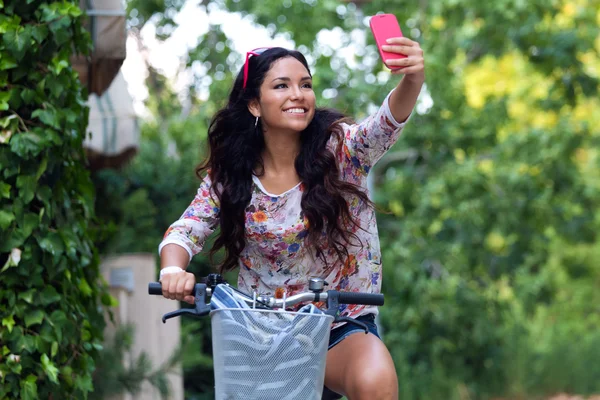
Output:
top-left (35, 156), bottom-right (47, 180)
top-left (51, 342), bottom-right (58, 357)
top-left (40, 286), bottom-right (61, 306)
top-left (37, 232), bottom-right (64, 256)
top-left (0, 114), bottom-right (16, 128)
top-left (21, 335), bottom-right (39, 352)
top-left (0, 209), bottom-right (14, 230)
top-left (101, 292), bottom-right (119, 307)
top-left (18, 289), bottom-right (35, 304)
top-left (0, 54), bottom-right (17, 70)
top-left (0, 182), bottom-right (10, 198)
top-left (49, 58), bottom-right (69, 75)
top-left (60, 365), bottom-right (73, 386)
top-left (0, 91), bottom-right (10, 111)
top-left (9, 132), bottom-right (45, 158)
top-left (78, 278), bottom-right (92, 297)
top-left (24, 309), bottom-right (44, 327)
top-left (2, 315), bottom-right (15, 333)
top-left (74, 374), bottom-right (93, 393)
top-left (30, 25), bottom-right (49, 43)
top-left (2, 25), bottom-right (31, 61)
top-left (41, 354), bottom-right (59, 383)
top-left (31, 108), bottom-right (60, 129)
top-left (19, 212), bottom-right (38, 239)
top-left (20, 375), bottom-right (38, 400)
top-left (48, 309), bottom-right (67, 326)
top-left (16, 175), bottom-right (36, 204)
top-left (8, 357), bottom-right (22, 374)
top-left (20, 88), bottom-right (36, 104)
top-left (40, 3), bottom-right (60, 23)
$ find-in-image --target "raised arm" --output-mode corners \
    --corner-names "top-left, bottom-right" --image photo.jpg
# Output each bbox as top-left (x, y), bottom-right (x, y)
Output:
top-left (381, 36), bottom-right (425, 123)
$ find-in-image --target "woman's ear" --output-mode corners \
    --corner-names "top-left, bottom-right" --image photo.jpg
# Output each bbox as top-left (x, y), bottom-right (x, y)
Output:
top-left (247, 99), bottom-right (260, 118)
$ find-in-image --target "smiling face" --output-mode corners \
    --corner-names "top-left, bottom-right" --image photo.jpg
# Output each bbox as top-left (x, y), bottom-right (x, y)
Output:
top-left (248, 56), bottom-right (316, 134)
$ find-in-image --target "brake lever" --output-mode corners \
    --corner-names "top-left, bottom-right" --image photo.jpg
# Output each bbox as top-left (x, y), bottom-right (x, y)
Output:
top-left (161, 283), bottom-right (211, 323)
top-left (325, 290), bottom-right (369, 333)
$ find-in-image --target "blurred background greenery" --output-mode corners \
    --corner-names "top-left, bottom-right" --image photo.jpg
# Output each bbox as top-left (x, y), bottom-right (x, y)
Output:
top-left (93, 0), bottom-right (600, 398)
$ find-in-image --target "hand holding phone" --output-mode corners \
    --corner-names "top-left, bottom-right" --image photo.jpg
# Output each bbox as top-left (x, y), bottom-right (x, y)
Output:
top-left (369, 14), bottom-right (407, 70)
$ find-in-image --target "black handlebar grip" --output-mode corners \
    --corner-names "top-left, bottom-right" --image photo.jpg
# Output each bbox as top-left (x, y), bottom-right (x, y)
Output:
top-left (337, 292), bottom-right (384, 306)
top-left (148, 282), bottom-right (199, 296)
top-left (148, 282), bottom-right (163, 295)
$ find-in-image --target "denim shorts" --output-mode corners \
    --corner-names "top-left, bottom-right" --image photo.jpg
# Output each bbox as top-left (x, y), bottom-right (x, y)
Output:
top-left (327, 313), bottom-right (381, 349)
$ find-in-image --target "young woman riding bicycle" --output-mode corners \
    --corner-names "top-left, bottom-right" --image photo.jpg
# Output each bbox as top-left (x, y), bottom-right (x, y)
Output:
top-left (157, 30), bottom-right (425, 399)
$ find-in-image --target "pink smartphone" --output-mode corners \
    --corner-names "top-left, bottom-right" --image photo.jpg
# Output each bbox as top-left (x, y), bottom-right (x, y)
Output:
top-left (369, 14), bottom-right (406, 70)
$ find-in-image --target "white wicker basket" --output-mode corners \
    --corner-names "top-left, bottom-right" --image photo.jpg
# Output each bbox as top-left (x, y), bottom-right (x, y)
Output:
top-left (210, 308), bottom-right (334, 400)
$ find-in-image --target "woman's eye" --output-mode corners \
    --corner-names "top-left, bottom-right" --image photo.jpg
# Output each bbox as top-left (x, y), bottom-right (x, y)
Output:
top-left (274, 83), bottom-right (287, 89)
top-left (303, 83), bottom-right (313, 89)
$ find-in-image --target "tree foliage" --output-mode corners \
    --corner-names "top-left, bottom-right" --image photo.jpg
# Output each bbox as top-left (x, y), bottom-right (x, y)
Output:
top-left (111, 0), bottom-right (600, 398)
top-left (0, 1), bottom-right (108, 398)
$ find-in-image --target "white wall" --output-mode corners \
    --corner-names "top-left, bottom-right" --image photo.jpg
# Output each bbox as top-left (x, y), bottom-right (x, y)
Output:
top-left (102, 253), bottom-right (184, 400)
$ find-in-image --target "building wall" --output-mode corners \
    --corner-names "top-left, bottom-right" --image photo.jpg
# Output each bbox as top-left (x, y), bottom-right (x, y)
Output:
top-left (101, 253), bottom-right (184, 400)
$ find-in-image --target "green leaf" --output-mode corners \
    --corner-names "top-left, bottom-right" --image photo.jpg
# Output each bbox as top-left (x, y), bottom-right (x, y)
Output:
top-left (0, 114), bottom-right (16, 128)
top-left (49, 58), bottom-right (70, 75)
top-left (51, 342), bottom-right (58, 357)
top-left (16, 175), bottom-right (36, 204)
top-left (24, 309), bottom-right (44, 327)
top-left (48, 309), bottom-right (67, 326)
top-left (74, 374), bottom-right (93, 393)
top-left (21, 335), bottom-right (38, 352)
top-left (78, 278), bottom-right (92, 297)
top-left (20, 88), bottom-right (36, 104)
top-left (37, 232), bottom-right (64, 256)
top-left (2, 315), bottom-right (15, 333)
top-left (19, 212), bottom-right (38, 239)
top-left (0, 54), bottom-right (17, 70)
top-left (9, 132), bottom-right (45, 157)
top-left (60, 365), bottom-right (73, 386)
top-left (2, 25), bottom-right (31, 61)
top-left (40, 3), bottom-right (60, 23)
top-left (40, 287), bottom-right (61, 306)
top-left (30, 25), bottom-right (49, 43)
top-left (41, 354), bottom-right (59, 383)
top-left (0, 91), bottom-right (10, 111)
top-left (36, 156), bottom-right (47, 180)
top-left (0, 209), bottom-right (14, 230)
top-left (18, 289), bottom-right (35, 304)
top-left (0, 182), bottom-right (10, 198)
top-left (101, 292), bottom-right (119, 307)
top-left (31, 108), bottom-right (60, 129)
top-left (8, 362), bottom-right (22, 376)
top-left (20, 375), bottom-right (38, 400)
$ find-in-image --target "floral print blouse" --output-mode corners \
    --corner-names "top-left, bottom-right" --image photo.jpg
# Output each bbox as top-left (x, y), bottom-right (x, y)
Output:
top-left (159, 91), bottom-right (407, 319)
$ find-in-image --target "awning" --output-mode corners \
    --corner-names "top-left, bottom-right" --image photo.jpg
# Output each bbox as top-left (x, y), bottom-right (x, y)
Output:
top-left (84, 71), bottom-right (139, 170)
top-left (72, 0), bottom-right (127, 96)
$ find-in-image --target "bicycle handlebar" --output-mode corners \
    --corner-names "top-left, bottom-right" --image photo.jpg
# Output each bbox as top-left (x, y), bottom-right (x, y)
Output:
top-left (148, 282), bottom-right (384, 307)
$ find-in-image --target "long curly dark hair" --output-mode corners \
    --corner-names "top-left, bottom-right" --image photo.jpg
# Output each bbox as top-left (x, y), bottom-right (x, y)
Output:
top-left (197, 47), bottom-right (374, 273)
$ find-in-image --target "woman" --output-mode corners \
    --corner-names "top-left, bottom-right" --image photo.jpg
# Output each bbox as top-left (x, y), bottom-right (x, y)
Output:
top-left (158, 34), bottom-right (424, 399)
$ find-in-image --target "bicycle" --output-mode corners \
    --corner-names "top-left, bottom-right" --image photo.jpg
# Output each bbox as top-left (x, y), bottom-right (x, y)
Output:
top-left (148, 273), bottom-right (384, 400)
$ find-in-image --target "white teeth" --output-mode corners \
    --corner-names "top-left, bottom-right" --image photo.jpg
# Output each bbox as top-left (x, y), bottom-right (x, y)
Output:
top-left (285, 108), bottom-right (305, 114)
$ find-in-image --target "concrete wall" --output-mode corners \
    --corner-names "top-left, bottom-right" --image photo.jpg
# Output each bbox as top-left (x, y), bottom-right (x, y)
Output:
top-left (101, 253), bottom-right (184, 400)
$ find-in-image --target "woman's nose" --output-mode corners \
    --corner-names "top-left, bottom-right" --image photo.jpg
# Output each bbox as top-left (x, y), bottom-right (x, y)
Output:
top-left (290, 85), bottom-right (303, 99)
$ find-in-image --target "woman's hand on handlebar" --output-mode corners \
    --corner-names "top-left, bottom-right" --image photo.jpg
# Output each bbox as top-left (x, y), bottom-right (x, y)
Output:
top-left (160, 271), bottom-right (196, 304)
